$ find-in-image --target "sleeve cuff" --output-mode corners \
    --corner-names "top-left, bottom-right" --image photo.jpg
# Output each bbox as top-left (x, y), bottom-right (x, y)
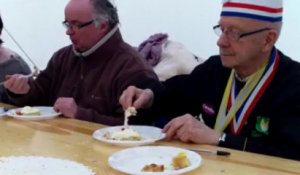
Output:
top-left (218, 133), bottom-right (247, 151)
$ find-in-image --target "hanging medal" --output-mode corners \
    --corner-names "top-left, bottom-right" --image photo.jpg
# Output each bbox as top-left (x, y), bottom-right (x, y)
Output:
top-left (214, 48), bottom-right (279, 134)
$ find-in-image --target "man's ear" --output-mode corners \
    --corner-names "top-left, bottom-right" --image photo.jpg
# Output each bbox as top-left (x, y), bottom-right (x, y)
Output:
top-left (262, 29), bottom-right (278, 53)
top-left (96, 20), bottom-right (109, 34)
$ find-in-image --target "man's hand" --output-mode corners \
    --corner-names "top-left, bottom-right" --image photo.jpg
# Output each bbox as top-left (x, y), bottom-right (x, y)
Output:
top-left (119, 86), bottom-right (154, 110)
top-left (163, 114), bottom-right (221, 145)
top-left (53, 97), bottom-right (78, 118)
top-left (4, 74), bottom-right (31, 94)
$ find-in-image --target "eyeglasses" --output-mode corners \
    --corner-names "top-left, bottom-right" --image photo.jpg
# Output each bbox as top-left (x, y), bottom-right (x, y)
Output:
top-left (213, 25), bottom-right (271, 41)
top-left (62, 20), bottom-right (94, 30)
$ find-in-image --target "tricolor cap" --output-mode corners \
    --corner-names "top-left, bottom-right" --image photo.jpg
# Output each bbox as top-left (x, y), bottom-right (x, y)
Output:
top-left (221, 0), bottom-right (283, 22)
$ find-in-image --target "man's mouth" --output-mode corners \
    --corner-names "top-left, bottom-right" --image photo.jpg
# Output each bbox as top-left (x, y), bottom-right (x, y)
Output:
top-left (220, 51), bottom-right (235, 57)
top-left (70, 38), bottom-right (77, 44)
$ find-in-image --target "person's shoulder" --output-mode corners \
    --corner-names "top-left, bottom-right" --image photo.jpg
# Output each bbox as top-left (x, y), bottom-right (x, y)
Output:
top-left (2, 48), bottom-right (30, 68)
top-left (273, 50), bottom-right (300, 89)
top-left (270, 51), bottom-right (300, 99)
top-left (116, 41), bottom-right (153, 69)
top-left (10, 54), bottom-right (28, 65)
top-left (110, 42), bottom-right (158, 80)
top-left (41, 45), bottom-right (74, 69)
top-left (48, 45), bottom-right (74, 64)
top-left (278, 51), bottom-right (300, 73)
top-left (1, 54), bottom-right (31, 74)
top-left (0, 47), bottom-right (18, 61)
top-left (192, 55), bottom-right (225, 73)
top-left (118, 41), bottom-right (142, 60)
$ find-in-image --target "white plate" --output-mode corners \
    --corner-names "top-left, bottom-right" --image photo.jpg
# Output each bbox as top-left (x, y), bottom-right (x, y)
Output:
top-left (6, 106), bottom-right (61, 121)
top-left (108, 146), bottom-right (202, 175)
top-left (0, 156), bottom-right (95, 175)
top-left (93, 125), bottom-right (166, 147)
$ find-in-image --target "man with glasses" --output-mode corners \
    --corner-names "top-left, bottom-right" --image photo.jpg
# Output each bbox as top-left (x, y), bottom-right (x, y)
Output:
top-left (119, 0), bottom-right (300, 160)
top-left (4, 0), bottom-right (157, 125)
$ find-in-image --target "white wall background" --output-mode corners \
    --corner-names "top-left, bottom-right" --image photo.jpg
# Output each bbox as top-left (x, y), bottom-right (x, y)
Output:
top-left (0, 0), bottom-right (299, 71)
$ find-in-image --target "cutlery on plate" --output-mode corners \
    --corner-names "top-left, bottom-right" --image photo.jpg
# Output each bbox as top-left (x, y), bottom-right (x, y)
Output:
top-left (188, 148), bottom-right (231, 156)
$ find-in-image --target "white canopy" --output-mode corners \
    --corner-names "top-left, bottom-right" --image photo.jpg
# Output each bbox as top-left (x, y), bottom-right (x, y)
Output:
top-left (0, 0), bottom-right (299, 70)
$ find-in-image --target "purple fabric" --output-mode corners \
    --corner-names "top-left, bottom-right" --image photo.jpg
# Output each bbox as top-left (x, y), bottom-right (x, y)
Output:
top-left (137, 33), bottom-right (168, 66)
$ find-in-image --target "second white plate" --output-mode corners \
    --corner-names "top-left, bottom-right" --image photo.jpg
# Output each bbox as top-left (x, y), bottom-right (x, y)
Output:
top-left (93, 125), bottom-right (166, 147)
top-left (6, 106), bottom-right (61, 121)
top-left (108, 146), bottom-right (202, 175)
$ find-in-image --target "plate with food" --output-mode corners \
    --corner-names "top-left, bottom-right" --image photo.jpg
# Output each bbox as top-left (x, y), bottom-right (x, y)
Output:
top-left (92, 125), bottom-right (166, 146)
top-left (108, 146), bottom-right (202, 175)
top-left (6, 106), bottom-right (61, 121)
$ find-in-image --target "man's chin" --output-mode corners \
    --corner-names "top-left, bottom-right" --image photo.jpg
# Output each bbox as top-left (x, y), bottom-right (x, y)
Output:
top-left (73, 45), bottom-right (85, 52)
top-left (221, 63), bottom-right (234, 68)
top-left (220, 56), bottom-right (235, 68)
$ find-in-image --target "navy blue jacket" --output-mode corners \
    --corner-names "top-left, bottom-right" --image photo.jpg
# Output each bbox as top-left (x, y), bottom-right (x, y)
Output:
top-left (151, 50), bottom-right (300, 160)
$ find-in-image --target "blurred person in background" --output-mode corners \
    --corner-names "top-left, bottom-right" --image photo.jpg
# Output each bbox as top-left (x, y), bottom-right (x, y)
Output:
top-left (0, 15), bottom-right (31, 103)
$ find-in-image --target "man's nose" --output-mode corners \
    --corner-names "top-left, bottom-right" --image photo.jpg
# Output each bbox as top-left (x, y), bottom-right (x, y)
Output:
top-left (66, 27), bottom-right (75, 36)
top-left (217, 33), bottom-right (230, 48)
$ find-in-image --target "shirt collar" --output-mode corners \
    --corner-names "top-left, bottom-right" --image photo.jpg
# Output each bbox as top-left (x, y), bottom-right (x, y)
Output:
top-left (234, 72), bottom-right (249, 82)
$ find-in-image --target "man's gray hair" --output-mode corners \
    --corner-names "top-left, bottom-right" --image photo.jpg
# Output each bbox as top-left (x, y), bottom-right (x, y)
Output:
top-left (90, 0), bottom-right (119, 29)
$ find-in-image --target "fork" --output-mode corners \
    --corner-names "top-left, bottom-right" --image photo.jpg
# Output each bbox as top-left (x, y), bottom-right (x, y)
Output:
top-left (0, 72), bottom-right (37, 86)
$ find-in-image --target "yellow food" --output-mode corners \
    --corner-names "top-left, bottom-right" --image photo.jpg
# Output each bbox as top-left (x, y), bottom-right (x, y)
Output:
top-left (171, 152), bottom-right (190, 170)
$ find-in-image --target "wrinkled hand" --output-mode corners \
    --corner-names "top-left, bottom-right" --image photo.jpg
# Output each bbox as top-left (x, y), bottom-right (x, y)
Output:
top-left (163, 114), bottom-right (221, 145)
top-left (119, 86), bottom-right (154, 110)
top-left (53, 97), bottom-right (78, 118)
top-left (4, 74), bottom-right (30, 94)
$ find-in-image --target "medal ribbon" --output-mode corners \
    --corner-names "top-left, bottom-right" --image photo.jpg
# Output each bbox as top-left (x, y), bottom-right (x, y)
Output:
top-left (214, 49), bottom-right (279, 133)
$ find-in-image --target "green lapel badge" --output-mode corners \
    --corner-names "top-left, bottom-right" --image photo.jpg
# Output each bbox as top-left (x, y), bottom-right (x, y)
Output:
top-left (255, 116), bottom-right (270, 135)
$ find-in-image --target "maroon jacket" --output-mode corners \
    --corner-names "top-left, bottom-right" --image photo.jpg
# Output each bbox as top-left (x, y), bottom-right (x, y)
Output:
top-left (8, 30), bottom-right (158, 125)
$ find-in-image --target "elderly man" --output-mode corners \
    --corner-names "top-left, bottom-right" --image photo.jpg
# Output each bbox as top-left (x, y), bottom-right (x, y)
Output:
top-left (119, 0), bottom-right (300, 160)
top-left (4, 0), bottom-right (157, 125)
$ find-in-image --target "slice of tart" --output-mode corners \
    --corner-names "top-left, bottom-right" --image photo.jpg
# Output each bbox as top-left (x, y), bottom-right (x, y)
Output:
top-left (18, 106), bottom-right (41, 115)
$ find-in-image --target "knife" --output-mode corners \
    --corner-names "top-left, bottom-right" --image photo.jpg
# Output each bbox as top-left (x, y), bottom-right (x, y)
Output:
top-left (189, 148), bottom-right (231, 156)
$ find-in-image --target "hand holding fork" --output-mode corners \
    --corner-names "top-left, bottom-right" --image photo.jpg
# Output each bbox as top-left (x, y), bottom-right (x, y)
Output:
top-left (1, 73), bottom-right (35, 94)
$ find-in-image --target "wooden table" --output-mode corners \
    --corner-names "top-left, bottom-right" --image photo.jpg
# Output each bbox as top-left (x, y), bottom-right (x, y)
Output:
top-left (0, 103), bottom-right (299, 175)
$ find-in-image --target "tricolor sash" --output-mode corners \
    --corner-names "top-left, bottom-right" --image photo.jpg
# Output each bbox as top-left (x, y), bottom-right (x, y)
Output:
top-left (214, 48), bottom-right (279, 134)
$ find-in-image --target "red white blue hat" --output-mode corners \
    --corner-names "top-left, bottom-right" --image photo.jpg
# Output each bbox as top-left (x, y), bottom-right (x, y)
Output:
top-left (221, 0), bottom-right (283, 22)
